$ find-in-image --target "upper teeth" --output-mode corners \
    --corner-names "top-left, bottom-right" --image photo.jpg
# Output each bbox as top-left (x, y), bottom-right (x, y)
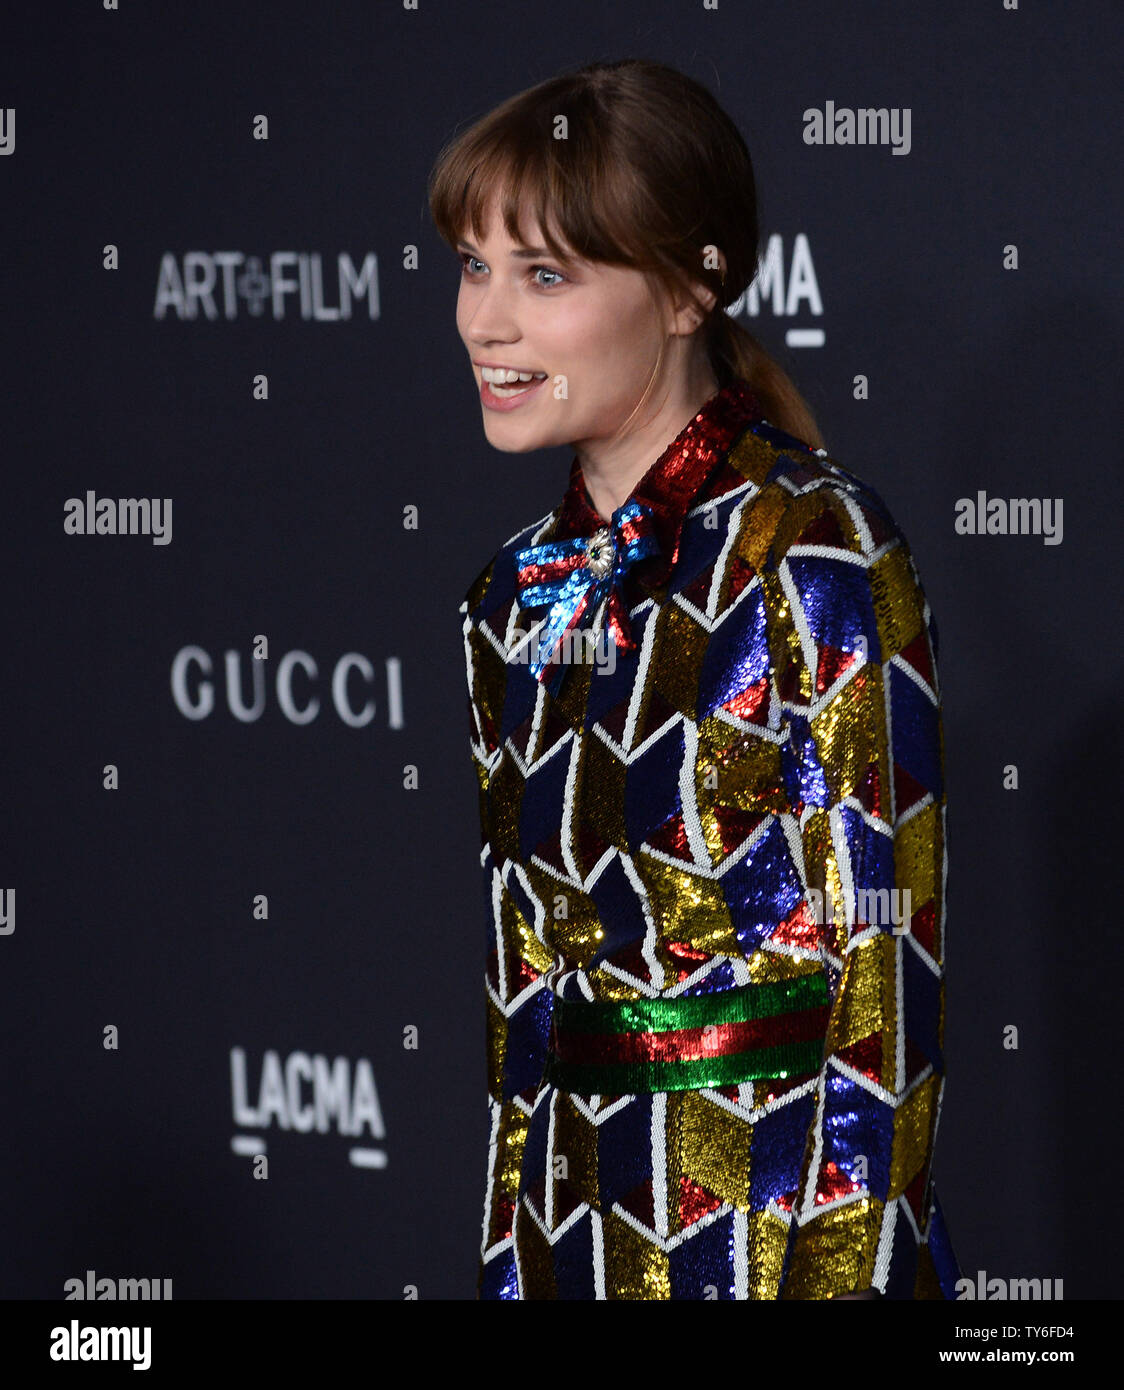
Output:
top-left (482, 366), bottom-right (547, 383)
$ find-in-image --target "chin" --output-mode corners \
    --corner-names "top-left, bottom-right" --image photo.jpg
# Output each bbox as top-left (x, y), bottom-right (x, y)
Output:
top-left (482, 423), bottom-right (548, 454)
top-left (484, 435), bottom-right (543, 455)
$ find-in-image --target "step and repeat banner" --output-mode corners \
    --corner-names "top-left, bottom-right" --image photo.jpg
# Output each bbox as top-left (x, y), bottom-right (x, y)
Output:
top-left (0, 1), bottom-right (1119, 1303)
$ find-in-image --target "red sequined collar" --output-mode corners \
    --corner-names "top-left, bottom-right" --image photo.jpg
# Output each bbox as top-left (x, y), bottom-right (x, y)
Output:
top-left (551, 377), bottom-right (762, 593)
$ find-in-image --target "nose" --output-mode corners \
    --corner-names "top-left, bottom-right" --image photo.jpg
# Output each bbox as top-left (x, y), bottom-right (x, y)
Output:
top-left (462, 274), bottom-right (520, 346)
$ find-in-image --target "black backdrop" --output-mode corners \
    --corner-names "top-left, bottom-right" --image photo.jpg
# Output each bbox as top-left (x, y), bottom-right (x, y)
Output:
top-left (1, 0), bottom-right (1120, 1300)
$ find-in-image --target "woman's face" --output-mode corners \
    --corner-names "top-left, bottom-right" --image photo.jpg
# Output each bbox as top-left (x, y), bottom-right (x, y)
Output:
top-left (455, 196), bottom-right (669, 455)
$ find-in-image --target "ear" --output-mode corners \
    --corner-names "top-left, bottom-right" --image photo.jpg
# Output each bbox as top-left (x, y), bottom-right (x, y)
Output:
top-left (666, 246), bottom-right (726, 337)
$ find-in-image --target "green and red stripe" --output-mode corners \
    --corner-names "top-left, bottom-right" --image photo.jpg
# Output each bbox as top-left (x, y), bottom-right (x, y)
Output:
top-left (544, 974), bottom-right (830, 1095)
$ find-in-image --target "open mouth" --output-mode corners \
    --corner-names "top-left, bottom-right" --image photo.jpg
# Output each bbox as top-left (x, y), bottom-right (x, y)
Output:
top-left (479, 371), bottom-right (549, 408)
top-left (488, 378), bottom-right (543, 397)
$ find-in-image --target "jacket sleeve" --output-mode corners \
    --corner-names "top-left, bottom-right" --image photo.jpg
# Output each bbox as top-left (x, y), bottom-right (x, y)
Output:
top-left (760, 495), bottom-right (949, 1299)
top-left (460, 590), bottom-right (555, 1299)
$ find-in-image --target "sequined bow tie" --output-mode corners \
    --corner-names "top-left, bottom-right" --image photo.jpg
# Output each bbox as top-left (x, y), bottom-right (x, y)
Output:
top-left (514, 498), bottom-right (660, 691)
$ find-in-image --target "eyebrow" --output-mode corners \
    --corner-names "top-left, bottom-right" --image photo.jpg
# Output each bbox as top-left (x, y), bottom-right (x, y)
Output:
top-left (457, 237), bottom-right (570, 262)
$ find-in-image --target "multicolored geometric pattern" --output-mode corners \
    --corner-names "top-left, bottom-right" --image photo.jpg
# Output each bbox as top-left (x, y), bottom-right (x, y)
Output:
top-left (459, 378), bottom-right (960, 1299)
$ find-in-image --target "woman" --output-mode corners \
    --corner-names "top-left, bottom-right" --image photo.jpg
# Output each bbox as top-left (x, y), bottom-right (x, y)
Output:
top-left (430, 58), bottom-right (960, 1300)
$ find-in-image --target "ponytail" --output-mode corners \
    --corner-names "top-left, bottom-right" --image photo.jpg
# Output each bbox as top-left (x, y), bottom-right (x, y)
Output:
top-left (708, 312), bottom-right (825, 452)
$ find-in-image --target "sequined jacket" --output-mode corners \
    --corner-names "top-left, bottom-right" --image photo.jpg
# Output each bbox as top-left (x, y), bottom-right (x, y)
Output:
top-left (459, 379), bottom-right (959, 1300)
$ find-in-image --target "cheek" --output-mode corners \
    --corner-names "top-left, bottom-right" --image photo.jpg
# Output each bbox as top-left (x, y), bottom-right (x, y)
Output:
top-left (455, 279), bottom-right (482, 339)
top-left (546, 299), bottom-right (631, 358)
top-left (593, 293), bottom-right (653, 354)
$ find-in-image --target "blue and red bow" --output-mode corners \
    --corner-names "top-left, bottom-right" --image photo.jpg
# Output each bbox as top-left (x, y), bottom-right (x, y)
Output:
top-left (514, 498), bottom-right (659, 691)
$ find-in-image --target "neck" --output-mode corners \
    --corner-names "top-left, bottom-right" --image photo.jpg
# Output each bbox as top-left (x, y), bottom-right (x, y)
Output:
top-left (575, 360), bottom-right (722, 522)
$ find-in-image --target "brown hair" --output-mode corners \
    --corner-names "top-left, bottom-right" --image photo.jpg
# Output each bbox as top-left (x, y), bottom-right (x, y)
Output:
top-left (428, 58), bottom-right (824, 450)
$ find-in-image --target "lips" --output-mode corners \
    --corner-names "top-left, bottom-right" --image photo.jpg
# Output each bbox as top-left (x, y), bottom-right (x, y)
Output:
top-left (479, 373), bottom-right (548, 412)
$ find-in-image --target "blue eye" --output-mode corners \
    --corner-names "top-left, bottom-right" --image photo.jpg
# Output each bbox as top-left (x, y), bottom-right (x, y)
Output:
top-left (457, 252), bottom-right (566, 289)
top-left (532, 265), bottom-right (565, 288)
